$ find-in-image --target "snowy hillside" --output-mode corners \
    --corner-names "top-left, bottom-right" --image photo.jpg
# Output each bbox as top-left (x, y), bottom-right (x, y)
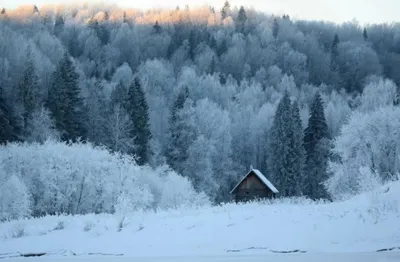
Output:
top-left (1, 181), bottom-right (399, 258)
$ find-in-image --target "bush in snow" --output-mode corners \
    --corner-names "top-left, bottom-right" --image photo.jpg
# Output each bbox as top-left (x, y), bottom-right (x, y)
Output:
top-left (325, 165), bottom-right (383, 200)
top-left (0, 140), bottom-right (209, 220)
top-left (0, 175), bottom-right (31, 221)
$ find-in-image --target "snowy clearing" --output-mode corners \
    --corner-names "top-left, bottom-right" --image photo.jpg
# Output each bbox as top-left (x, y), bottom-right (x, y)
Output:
top-left (0, 181), bottom-right (399, 258)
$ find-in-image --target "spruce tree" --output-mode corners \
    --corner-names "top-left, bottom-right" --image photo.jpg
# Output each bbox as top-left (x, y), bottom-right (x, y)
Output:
top-left (304, 93), bottom-right (330, 199)
top-left (217, 39), bottom-right (228, 57)
top-left (330, 33), bottom-right (340, 74)
top-left (288, 101), bottom-right (306, 196)
top-left (363, 28), bottom-right (368, 41)
top-left (221, 1), bottom-right (231, 20)
top-left (267, 91), bottom-right (292, 196)
top-left (237, 6), bottom-right (247, 33)
top-left (331, 33), bottom-right (340, 57)
top-left (268, 93), bottom-right (306, 197)
top-left (0, 86), bottom-right (12, 144)
top-left (125, 77), bottom-right (151, 165)
top-left (48, 52), bottom-right (87, 142)
top-left (153, 21), bottom-right (162, 34)
top-left (110, 81), bottom-right (128, 107)
top-left (85, 80), bottom-right (108, 145)
top-left (188, 30), bottom-right (196, 61)
top-left (272, 18), bottom-right (279, 39)
top-left (54, 15), bottom-right (64, 36)
top-left (18, 46), bottom-right (40, 132)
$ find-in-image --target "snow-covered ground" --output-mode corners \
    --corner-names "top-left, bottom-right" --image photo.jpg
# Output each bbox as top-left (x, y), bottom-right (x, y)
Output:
top-left (0, 182), bottom-right (399, 259)
top-left (2, 253), bottom-right (400, 262)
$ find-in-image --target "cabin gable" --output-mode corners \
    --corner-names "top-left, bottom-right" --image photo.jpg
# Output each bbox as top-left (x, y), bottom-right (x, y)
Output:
top-left (231, 169), bottom-right (278, 203)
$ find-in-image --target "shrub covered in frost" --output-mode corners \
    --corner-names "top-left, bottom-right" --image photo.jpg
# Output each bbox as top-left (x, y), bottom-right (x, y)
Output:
top-left (0, 140), bottom-right (210, 220)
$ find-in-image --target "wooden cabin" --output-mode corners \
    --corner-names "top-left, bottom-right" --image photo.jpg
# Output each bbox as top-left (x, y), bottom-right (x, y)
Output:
top-left (230, 169), bottom-right (278, 203)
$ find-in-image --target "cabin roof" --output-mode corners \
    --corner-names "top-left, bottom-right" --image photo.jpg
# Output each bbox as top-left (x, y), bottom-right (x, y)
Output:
top-left (230, 169), bottom-right (279, 194)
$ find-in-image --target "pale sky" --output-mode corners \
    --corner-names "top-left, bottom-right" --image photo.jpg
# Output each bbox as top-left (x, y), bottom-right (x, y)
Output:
top-left (0, 0), bottom-right (398, 25)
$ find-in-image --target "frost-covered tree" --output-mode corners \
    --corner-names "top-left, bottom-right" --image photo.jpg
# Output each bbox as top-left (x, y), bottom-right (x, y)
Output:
top-left (327, 106), bottom-right (400, 199)
top-left (0, 175), bottom-right (31, 221)
top-left (0, 140), bottom-right (209, 217)
top-left (25, 107), bottom-right (59, 143)
top-left (2, 2), bottom-right (400, 204)
top-left (166, 86), bottom-right (196, 174)
top-left (106, 104), bottom-right (134, 154)
top-left (359, 77), bottom-right (398, 113)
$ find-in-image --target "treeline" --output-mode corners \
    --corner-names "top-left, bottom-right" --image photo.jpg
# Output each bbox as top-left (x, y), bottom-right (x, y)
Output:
top-left (0, 1), bottom-right (399, 203)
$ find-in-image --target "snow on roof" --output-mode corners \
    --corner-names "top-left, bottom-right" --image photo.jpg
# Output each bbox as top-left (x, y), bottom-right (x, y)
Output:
top-left (230, 169), bottom-right (279, 194)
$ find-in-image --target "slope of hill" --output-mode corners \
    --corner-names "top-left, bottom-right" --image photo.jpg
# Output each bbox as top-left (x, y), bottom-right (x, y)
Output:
top-left (0, 181), bottom-right (399, 258)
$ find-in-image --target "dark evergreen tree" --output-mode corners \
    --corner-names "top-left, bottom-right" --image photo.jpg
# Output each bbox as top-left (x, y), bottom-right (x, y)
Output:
top-left (330, 33), bottom-right (340, 73)
top-left (67, 28), bottom-right (80, 58)
top-left (153, 21), bottom-right (162, 34)
top-left (125, 77), bottom-right (152, 165)
top-left (267, 91), bottom-right (300, 197)
top-left (1, 8), bottom-right (6, 15)
top-left (209, 36), bottom-right (217, 51)
top-left (54, 15), bottom-right (64, 36)
top-left (110, 81), bottom-right (128, 107)
top-left (85, 79), bottom-right (108, 145)
top-left (304, 93), bottom-right (330, 199)
top-left (123, 12), bottom-right (127, 23)
top-left (288, 101), bottom-right (306, 196)
top-left (17, 46), bottom-right (40, 131)
top-left (221, 1), bottom-right (231, 20)
top-left (188, 30), bottom-right (196, 61)
top-left (267, 93), bottom-right (307, 197)
top-left (0, 86), bottom-right (12, 144)
top-left (48, 52), bottom-right (87, 142)
top-left (272, 18), bottom-right (279, 39)
top-left (217, 39), bottom-right (228, 57)
top-left (209, 6), bottom-right (215, 14)
top-left (363, 28), bottom-right (368, 41)
top-left (237, 6), bottom-right (247, 33)
top-left (167, 40), bottom-right (177, 59)
top-left (331, 33), bottom-right (340, 57)
top-left (89, 20), bottom-right (109, 45)
top-left (33, 5), bottom-right (39, 14)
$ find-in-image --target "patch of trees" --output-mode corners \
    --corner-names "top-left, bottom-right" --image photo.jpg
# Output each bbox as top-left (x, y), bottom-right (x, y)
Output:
top-left (0, 1), bottom-right (399, 210)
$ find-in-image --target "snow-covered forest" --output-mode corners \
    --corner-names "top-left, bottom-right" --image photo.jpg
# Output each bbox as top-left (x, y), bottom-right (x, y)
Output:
top-left (0, 1), bottom-right (400, 220)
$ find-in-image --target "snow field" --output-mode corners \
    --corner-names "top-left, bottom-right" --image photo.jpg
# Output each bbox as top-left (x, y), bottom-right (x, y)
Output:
top-left (0, 181), bottom-right (399, 257)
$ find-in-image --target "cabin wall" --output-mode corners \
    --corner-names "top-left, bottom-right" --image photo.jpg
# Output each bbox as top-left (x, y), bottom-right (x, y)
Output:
top-left (234, 173), bottom-right (275, 202)
top-left (237, 174), bottom-right (265, 190)
top-left (235, 189), bottom-right (275, 202)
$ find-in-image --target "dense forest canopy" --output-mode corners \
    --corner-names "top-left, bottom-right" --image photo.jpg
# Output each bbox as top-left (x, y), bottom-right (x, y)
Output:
top-left (0, 1), bottom-right (400, 217)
